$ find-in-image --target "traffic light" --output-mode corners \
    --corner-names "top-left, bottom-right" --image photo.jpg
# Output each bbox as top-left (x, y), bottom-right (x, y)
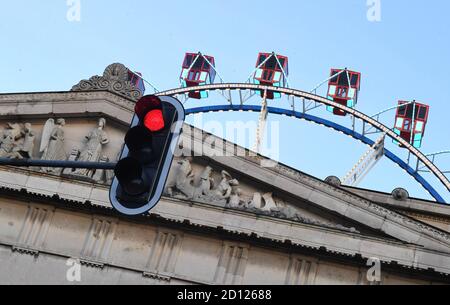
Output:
top-left (109, 95), bottom-right (185, 215)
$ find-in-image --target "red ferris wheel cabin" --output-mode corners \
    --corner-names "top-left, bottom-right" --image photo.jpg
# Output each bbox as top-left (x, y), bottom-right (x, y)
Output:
top-left (180, 52), bottom-right (216, 99)
top-left (326, 69), bottom-right (361, 116)
top-left (253, 52), bottom-right (289, 99)
top-left (393, 101), bottom-right (429, 148)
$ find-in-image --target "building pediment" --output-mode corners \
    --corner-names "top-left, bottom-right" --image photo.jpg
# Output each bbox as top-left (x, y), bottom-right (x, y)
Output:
top-left (0, 90), bottom-right (450, 255)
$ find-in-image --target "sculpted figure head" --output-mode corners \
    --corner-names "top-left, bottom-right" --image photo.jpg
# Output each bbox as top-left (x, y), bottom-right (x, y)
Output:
top-left (24, 123), bottom-right (32, 132)
top-left (56, 118), bottom-right (66, 126)
top-left (201, 166), bottom-right (213, 179)
top-left (98, 118), bottom-right (106, 128)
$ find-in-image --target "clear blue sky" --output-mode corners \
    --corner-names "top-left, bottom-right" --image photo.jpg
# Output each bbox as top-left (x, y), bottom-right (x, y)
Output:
top-left (1, 0), bottom-right (449, 201)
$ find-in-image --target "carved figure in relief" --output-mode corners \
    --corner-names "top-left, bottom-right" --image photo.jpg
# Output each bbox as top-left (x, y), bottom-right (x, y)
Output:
top-left (40, 119), bottom-right (67, 174)
top-left (261, 192), bottom-right (278, 212)
top-left (196, 166), bottom-right (215, 199)
top-left (229, 188), bottom-right (243, 208)
top-left (166, 159), bottom-right (196, 199)
top-left (248, 192), bottom-right (262, 209)
top-left (214, 170), bottom-right (239, 201)
top-left (0, 123), bottom-right (22, 157)
top-left (73, 118), bottom-right (109, 177)
top-left (11, 123), bottom-right (36, 159)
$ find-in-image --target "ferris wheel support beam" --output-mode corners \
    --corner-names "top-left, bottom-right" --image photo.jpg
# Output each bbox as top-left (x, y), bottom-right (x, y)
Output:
top-left (407, 101), bottom-right (417, 165)
top-left (310, 69), bottom-right (347, 94)
top-left (156, 83), bottom-right (450, 198)
top-left (254, 90), bottom-right (269, 153)
top-left (342, 134), bottom-right (386, 186)
top-left (364, 100), bottom-right (417, 136)
top-left (371, 100), bottom-right (415, 119)
top-left (244, 53), bottom-right (275, 84)
top-left (306, 69), bottom-right (349, 112)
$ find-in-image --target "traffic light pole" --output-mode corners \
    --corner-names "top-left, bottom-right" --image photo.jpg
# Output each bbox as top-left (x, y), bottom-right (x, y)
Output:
top-left (0, 158), bottom-right (117, 170)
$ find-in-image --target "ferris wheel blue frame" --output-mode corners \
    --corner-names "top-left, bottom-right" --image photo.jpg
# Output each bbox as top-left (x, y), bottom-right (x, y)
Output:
top-left (156, 83), bottom-right (450, 204)
top-left (183, 104), bottom-right (446, 204)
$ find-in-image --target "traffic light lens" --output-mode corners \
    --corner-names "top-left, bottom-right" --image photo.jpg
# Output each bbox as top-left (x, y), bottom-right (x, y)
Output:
top-left (144, 109), bottom-right (165, 132)
top-left (125, 126), bottom-right (154, 164)
top-left (114, 157), bottom-right (149, 196)
top-left (135, 96), bottom-right (162, 121)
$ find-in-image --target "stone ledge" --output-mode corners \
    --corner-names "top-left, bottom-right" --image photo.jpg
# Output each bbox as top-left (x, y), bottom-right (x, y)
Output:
top-left (0, 91), bottom-right (134, 125)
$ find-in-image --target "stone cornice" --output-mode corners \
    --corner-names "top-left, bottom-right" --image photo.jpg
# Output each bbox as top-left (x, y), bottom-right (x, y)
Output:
top-left (275, 163), bottom-right (450, 240)
top-left (0, 90), bottom-right (134, 124)
top-left (404, 212), bottom-right (450, 225)
top-left (343, 186), bottom-right (450, 219)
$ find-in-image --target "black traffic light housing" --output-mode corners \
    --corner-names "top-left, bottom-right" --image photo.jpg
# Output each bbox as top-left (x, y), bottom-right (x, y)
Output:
top-left (109, 95), bottom-right (185, 215)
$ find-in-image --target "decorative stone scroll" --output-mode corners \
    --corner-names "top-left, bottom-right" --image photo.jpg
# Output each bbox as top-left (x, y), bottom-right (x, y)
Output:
top-left (71, 63), bottom-right (143, 100)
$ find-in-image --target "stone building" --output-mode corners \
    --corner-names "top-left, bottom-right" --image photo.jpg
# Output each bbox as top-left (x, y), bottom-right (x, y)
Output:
top-left (0, 64), bottom-right (449, 285)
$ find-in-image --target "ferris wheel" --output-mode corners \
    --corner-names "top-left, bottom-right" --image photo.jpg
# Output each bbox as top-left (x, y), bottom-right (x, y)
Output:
top-left (131, 51), bottom-right (450, 204)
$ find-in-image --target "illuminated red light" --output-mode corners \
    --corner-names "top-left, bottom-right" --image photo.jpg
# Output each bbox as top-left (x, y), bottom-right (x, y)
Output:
top-left (144, 109), bottom-right (165, 132)
top-left (135, 96), bottom-right (162, 120)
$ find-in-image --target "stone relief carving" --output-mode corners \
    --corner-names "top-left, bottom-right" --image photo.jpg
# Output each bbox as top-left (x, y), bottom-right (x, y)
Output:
top-left (40, 118), bottom-right (67, 174)
top-left (195, 166), bottom-right (215, 200)
top-left (166, 159), bottom-right (196, 199)
top-left (261, 192), bottom-right (278, 212)
top-left (0, 123), bottom-right (36, 159)
top-left (164, 158), bottom-right (359, 233)
top-left (61, 149), bottom-right (80, 176)
top-left (0, 118), bottom-right (117, 184)
top-left (0, 123), bottom-right (21, 158)
top-left (15, 123), bottom-right (36, 159)
top-left (214, 171), bottom-right (239, 202)
top-left (71, 118), bottom-right (109, 179)
top-left (247, 192), bottom-right (261, 209)
top-left (91, 155), bottom-right (114, 185)
top-left (71, 63), bottom-right (143, 101)
top-left (229, 188), bottom-right (243, 208)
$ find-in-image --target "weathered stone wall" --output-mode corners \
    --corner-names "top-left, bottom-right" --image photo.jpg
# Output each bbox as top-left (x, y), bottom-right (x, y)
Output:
top-left (0, 197), bottom-right (435, 285)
